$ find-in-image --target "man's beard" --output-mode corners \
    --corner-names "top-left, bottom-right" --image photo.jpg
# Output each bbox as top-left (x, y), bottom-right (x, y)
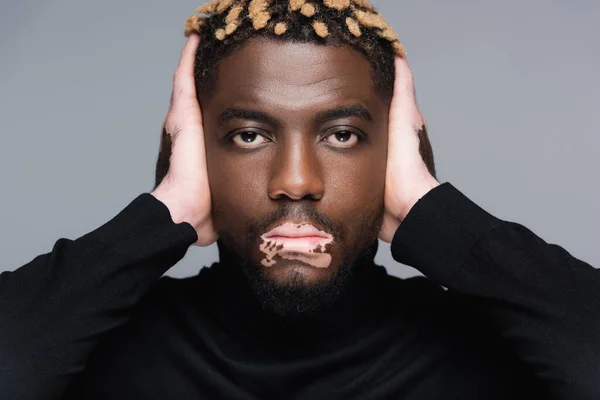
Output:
top-left (213, 200), bottom-right (384, 319)
top-left (226, 228), bottom-right (378, 319)
top-left (241, 257), bottom-right (351, 318)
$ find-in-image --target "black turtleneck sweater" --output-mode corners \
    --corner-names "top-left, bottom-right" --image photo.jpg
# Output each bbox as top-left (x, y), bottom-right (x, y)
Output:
top-left (0, 183), bottom-right (598, 400)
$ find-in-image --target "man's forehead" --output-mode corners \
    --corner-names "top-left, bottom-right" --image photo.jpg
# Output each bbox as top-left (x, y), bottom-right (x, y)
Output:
top-left (218, 38), bottom-right (371, 85)
top-left (209, 37), bottom-right (379, 110)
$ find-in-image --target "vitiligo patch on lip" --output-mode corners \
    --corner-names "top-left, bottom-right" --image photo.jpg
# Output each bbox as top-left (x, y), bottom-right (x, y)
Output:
top-left (260, 223), bottom-right (334, 268)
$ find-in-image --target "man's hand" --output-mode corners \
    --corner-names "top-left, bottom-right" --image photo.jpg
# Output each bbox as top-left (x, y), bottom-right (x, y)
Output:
top-left (151, 33), bottom-right (218, 247)
top-left (378, 57), bottom-right (440, 243)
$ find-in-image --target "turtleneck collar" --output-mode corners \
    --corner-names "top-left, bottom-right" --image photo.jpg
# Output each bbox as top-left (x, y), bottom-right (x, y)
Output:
top-left (191, 240), bottom-right (390, 357)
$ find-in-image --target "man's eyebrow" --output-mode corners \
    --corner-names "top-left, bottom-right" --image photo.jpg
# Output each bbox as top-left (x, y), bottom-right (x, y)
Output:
top-left (218, 108), bottom-right (278, 126)
top-left (217, 104), bottom-right (373, 126)
top-left (316, 104), bottom-right (373, 124)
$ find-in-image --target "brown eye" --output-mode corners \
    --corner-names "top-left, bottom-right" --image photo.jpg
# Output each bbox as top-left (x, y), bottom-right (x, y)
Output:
top-left (230, 131), bottom-right (269, 148)
top-left (323, 130), bottom-right (363, 148)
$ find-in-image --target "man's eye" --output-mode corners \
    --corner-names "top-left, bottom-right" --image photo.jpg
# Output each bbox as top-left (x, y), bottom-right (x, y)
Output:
top-left (229, 130), bottom-right (363, 149)
top-left (323, 130), bottom-right (362, 148)
top-left (230, 131), bottom-right (269, 148)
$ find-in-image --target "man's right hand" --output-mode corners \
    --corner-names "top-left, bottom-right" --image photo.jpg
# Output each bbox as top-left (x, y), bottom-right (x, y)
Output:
top-left (151, 33), bottom-right (218, 247)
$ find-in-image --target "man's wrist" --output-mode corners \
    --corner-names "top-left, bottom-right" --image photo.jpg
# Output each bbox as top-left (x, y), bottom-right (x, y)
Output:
top-left (151, 186), bottom-right (193, 226)
top-left (399, 178), bottom-right (441, 222)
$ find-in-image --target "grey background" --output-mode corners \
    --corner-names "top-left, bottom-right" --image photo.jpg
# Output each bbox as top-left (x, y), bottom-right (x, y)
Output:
top-left (0, 0), bottom-right (598, 278)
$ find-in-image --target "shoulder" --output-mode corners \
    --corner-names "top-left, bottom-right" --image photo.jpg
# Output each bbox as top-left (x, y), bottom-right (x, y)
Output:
top-left (381, 274), bottom-right (446, 308)
top-left (141, 267), bottom-right (214, 307)
top-left (377, 273), bottom-right (488, 330)
top-left (64, 272), bottom-right (211, 396)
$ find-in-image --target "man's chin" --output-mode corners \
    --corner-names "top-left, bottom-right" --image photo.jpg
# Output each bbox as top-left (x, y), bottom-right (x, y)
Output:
top-left (261, 260), bottom-right (338, 286)
top-left (241, 259), bottom-right (352, 318)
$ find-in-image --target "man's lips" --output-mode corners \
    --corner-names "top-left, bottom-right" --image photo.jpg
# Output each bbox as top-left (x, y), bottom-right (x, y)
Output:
top-left (268, 235), bottom-right (326, 240)
top-left (261, 222), bottom-right (334, 252)
top-left (262, 223), bottom-right (332, 239)
top-left (263, 236), bottom-right (331, 250)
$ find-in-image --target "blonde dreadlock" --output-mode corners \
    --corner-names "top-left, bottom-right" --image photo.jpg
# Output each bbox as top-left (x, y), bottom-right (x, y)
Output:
top-left (184, 0), bottom-right (406, 57)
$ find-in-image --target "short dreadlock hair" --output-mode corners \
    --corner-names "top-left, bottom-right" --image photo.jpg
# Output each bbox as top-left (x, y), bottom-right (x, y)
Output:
top-left (185, 0), bottom-right (404, 100)
top-left (154, 0), bottom-right (436, 188)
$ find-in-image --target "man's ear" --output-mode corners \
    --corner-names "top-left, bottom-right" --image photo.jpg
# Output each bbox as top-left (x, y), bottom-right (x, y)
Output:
top-left (155, 91), bottom-right (206, 190)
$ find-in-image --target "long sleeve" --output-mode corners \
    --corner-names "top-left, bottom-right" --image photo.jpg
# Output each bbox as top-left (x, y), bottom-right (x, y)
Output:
top-left (391, 183), bottom-right (600, 400)
top-left (0, 194), bottom-right (198, 399)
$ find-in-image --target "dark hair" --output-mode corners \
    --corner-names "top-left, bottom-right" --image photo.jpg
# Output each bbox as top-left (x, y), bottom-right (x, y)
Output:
top-left (154, 0), bottom-right (436, 188)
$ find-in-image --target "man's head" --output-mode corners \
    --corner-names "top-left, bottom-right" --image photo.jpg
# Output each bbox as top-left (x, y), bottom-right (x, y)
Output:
top-left (155, 0), bottom-right (436, 317)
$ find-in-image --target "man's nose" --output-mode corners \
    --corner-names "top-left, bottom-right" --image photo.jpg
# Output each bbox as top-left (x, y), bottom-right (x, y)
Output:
top-left (267, 139), bottom-right (325, 201)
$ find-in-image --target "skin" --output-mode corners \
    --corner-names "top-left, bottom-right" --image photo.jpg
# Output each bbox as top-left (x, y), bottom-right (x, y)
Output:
top-left (199, 37), bottom-right (390, 288)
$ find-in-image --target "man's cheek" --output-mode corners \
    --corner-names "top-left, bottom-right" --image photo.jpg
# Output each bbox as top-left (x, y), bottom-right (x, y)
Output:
top-left (210, 195), bottom-right (239, 231)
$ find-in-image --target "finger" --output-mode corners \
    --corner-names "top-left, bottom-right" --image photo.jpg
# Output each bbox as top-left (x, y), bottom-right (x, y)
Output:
top-left (390, 56), bottom-right (422, 129)
top-left (393, 56), bottom-right (416, 102)
top-left (172, 33), bottom-right (201, 110)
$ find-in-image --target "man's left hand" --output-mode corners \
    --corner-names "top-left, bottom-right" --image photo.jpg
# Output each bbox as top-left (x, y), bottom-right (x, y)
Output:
top-left (378, 57), bottom-right (441, 243)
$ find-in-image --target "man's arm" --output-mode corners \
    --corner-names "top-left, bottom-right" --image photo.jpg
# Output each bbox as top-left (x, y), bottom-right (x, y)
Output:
top-left (0, 194), bottom-right (198, 399)
top-left (391, 182), bottom-right (600, 400)
top-left (0, 32), bottom-right (214, 399)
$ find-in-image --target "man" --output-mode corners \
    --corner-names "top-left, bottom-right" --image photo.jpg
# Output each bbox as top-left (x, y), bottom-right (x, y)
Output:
top-left (1, 1), bottom-right (598, 399)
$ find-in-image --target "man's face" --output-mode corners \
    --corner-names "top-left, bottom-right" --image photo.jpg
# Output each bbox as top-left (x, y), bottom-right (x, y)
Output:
top-left (200, 37), bottom-right (389, 314)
